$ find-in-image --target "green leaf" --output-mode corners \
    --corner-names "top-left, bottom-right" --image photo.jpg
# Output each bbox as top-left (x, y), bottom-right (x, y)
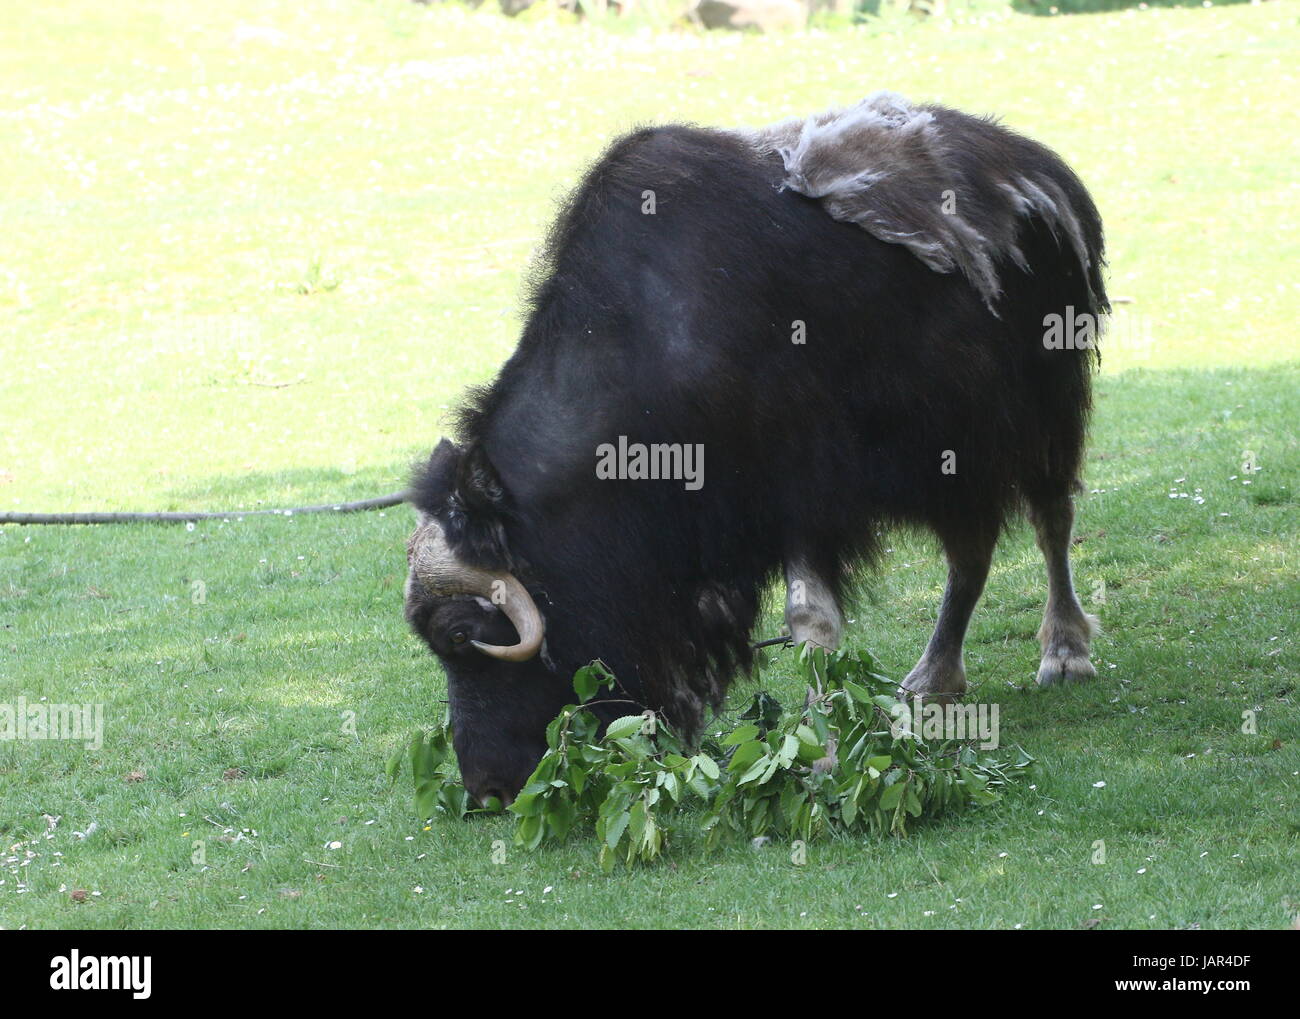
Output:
top-left (572, 660), bottom-right (615, 701)
top-left (604, 714), bottom-right (646, 742)
top-left (737, 754), bottom-right (773, 786)
top-left (722, 723), bottom-right (760, 747)
top-left (546, 796), bottom-right (576, 840)
top-left (693, 754), bottom-right (720, 781)
top-left (727, 740), bottom-right (765, 775)
top-left (879, 781), bottom-right (904, 811)
top-left (384, 744), bottom-right (405, 783)
top-left (602, 808), bottom-right (631, 849)
top-left (905, 783), bottom-right (923, 817)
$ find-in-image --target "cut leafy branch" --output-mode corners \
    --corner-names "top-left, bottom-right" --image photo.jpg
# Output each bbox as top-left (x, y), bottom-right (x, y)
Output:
top-left (388, 647), bottom-right (1034, 869)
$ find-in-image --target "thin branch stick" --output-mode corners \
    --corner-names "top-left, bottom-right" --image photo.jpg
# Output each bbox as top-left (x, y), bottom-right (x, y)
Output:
top-left (751, 633), bottom-right (794, 650)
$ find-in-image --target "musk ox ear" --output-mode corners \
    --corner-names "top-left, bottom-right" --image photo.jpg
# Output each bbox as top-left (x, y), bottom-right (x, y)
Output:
top-left (409, 438), bottom-right (462, 515)
top-left (411, 438), bottom-right (513, 570)
top-left (448, 441), bottom-right (514, 570)
top-left (455, 441), bottom-right (506, 512)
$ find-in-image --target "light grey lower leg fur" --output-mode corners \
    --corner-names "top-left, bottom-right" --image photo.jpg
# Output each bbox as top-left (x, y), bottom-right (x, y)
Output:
top-left (784, 559), bottom-right (843, 650)
top-left (1030, 495), bottom-right (1099, 686)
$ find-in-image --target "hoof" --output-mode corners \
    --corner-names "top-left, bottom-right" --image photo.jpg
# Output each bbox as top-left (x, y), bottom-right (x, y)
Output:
top-left (899, 657), bottom-right (967, 704)
top-left (1036, 652), bottom-right (1097, 687)
top-left (1036, 611), bottom-right (1099, 687)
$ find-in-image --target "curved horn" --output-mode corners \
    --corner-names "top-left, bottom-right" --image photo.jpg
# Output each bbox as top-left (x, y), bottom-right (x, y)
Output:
top-left (408, 518), bottom-right (544, 662)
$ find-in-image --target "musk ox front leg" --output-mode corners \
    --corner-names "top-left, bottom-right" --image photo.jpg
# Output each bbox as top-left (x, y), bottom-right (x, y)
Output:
top-left (1029, 494), bottom-right (1099, 686)
top-left (899, 531), bottom-right (995, 702)
top-left (784, 558), bottom-right (843, 650)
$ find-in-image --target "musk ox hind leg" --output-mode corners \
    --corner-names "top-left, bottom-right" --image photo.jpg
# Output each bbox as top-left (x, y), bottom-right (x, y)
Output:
top-left (783, 558), bottom-right (844, 650)
top-left (1029, 494), bottom-right (1099, 686)
top-left (899, 529), bottom-right (996, 702)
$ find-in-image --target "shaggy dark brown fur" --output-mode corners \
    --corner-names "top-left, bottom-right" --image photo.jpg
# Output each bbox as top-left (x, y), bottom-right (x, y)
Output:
top-left (406, 94), bottom-right (1107, 803)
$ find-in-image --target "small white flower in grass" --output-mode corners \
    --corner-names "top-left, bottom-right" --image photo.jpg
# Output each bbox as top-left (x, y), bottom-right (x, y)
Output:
top-left (326, 840), bottom-right (342, 850)
top-left (1092, 904), bottom-right (1103, 910)
top-left (1092, 781), bottom-right (1106, 788)
top-left (414, 886), bottom-right (424, 894)
top-left (1137, 868), bottom-right (1147, 874)
top-left (1014, 923), bottom-right (1023, 930)
top-left (887, 892), bottom-right (898, 898)
top-left (998, 852), bottom-right (1009, 858)
top-left (543, 886), bottom-right (553, 895)
top-left (404, 836), bottom-right (414, 842)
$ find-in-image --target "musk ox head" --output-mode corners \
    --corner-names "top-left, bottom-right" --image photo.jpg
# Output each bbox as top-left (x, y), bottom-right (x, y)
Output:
top-left (403, 439), bottom-right (575, 806)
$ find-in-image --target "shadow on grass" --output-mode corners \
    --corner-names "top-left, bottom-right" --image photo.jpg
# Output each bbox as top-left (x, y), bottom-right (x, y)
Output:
top-left (158, 457), bottom-right (428, 514)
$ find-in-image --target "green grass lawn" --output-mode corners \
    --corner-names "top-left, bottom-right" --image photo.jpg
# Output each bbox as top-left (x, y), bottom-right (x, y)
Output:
top-left (1, 0), bottom-right (1296, 929)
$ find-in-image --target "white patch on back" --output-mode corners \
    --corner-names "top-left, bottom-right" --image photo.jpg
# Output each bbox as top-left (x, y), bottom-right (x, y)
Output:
top-left (735, 91), bottom-right (1096, 313)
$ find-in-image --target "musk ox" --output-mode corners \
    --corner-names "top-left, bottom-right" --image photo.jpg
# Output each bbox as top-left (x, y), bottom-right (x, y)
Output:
top-left (405, 92), bottom-right (1107, 806)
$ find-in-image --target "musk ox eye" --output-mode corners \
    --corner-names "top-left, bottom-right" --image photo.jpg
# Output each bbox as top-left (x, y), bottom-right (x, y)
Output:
top-left (450, 630), bottom-right (468, 646)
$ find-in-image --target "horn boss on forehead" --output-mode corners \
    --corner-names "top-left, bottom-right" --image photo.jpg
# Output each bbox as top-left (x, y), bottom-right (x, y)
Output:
top-left (408, 517), bottom-right (544, 663)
